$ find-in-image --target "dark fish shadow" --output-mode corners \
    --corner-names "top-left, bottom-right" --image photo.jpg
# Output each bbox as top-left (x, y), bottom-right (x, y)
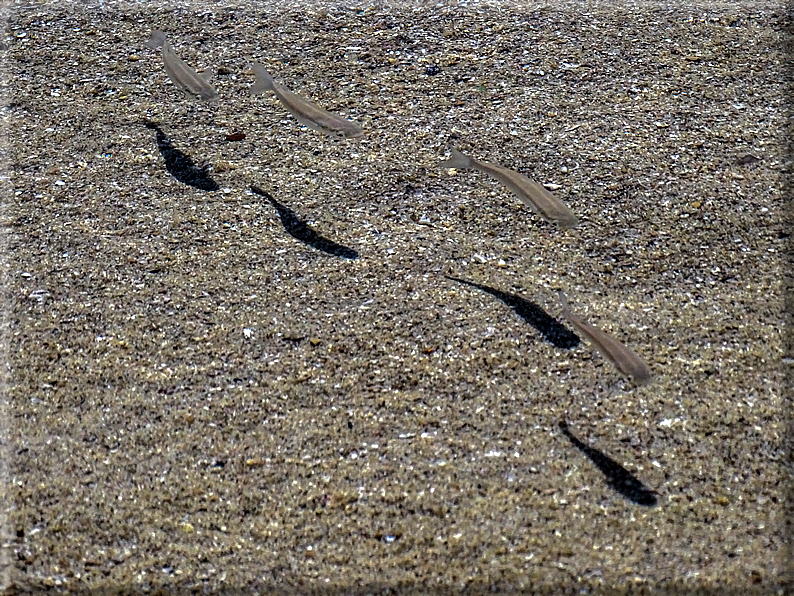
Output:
top-left (446, 276), bottom-right (579, 349)
top-left (142, 120), bottom-right (219, 191)
top-left (250, 186), bottom-right (358, 259)
top-left (559, 420), bottom-right (658, 507)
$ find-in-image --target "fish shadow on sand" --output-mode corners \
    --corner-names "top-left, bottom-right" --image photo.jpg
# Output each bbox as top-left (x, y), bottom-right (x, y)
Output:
top-left (250, 186), bottom-right (358, 259)
top-left (446, 276), bottom-right (579, 349)
top-left (559, 420), bottom-right (658, 507)
top-left (142, 120), bottom-right (219, 191)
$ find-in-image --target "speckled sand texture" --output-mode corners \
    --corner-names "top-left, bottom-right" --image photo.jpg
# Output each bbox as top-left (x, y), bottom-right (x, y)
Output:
top-left (1, 0), bottom-right (790, 594)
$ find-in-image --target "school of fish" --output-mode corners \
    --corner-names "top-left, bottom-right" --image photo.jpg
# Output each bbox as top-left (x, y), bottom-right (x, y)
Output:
top-left (145, 30), bottom-right (653, 386)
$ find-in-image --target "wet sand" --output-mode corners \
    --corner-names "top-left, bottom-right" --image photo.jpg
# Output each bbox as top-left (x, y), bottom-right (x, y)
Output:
top-left (2, 0), bottom-right (789, 593)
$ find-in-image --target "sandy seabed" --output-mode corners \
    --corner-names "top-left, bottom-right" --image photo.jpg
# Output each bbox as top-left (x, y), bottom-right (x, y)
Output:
top-left (1, 0), bottom-right (790, 593)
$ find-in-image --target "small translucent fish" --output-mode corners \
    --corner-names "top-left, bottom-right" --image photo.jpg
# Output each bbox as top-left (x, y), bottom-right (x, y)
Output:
top-left (440, 147), bottom-right (578, 228)
top-left (146, 30), bottom-right (218, 102)
top-left (558, 290), bottom-right (652, 385)
top-left (249, 62), bottom-right (364, 138)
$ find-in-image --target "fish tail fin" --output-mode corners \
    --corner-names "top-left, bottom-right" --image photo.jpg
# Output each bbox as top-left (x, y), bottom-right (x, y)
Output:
top-left (250, 62), bottom-right (276, 94)
top-left (558, 290), bottom-right (571, 315)
top-left (439, 146), bottom-right (472, 169)
top-left (146, 30), bottom-right (167, 50)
